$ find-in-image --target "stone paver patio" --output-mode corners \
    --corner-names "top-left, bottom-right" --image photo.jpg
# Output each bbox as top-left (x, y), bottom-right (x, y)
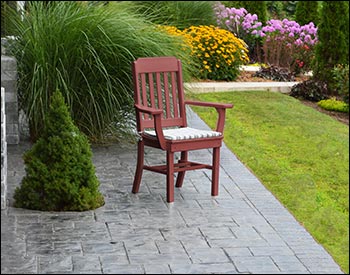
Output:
top-left (1, 108), bottom-right (343, 274)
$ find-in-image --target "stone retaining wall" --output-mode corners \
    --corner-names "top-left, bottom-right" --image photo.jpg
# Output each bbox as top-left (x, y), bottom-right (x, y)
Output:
top-left (1, 49), bottom-right (20, 209)
top-left (1, 55), bottom-right (20, 145)
top-left (1, 87), bottom-right (7, 209)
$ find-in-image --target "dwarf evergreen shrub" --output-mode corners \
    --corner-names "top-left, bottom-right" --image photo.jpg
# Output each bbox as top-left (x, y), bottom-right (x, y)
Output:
top-left (14, 90), bottom-right (104, 211)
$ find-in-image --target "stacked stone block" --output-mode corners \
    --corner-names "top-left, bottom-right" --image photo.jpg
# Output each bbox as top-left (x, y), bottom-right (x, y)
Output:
top-left (1, 55), bottom-right (19, 145)
top-left (1, 87), bottom-right (7, 209)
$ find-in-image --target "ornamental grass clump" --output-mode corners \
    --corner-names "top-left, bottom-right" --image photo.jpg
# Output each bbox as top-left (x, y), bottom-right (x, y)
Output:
top-left (6, 1), bottom-right (193, 142)
top-left (162, 25), bottom-right (249, 81)
top-left (14, 90), bottom-right (104, 211)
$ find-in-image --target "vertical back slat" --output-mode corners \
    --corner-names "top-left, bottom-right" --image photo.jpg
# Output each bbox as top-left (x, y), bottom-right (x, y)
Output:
top-left (148, 73), bottom-right (155, 108)
top-left (163, 72), bottom-right (171, 118)
top-left (140, 73), bottom-right (149, 120)
top-left (171, 71), bottom-right (179, 118)
top-left (155, 72), bottom-right (163, 116)
top-left (176, 60), bottom-right (187, 127)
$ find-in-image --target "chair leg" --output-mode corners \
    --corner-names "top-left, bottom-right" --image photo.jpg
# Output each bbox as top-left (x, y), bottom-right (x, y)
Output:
top-left (175, 151), bottom-right (188, 188)
top-left (132, 140), bottom-right (144, 194)
top-left (166, 150), bottom-right (175, 203)
top-left (211, 147), bottom-right (220, 196)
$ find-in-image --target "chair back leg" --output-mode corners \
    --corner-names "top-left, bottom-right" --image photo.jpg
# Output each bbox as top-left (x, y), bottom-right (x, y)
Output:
top-left (175, 151), bottom-right (188, 188)
top-left (211, 147), bottom-right (220, 196)
top-left (166, 151), bottom-right (175, 203)
top-left (132, 140), bottom-right (145, 194)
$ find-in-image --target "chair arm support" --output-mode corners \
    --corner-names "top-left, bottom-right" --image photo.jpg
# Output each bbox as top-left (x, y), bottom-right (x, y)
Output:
top-left (185, 100), bottom-right (233, 133)
top-left (134, 104), bottom-right (166, 150)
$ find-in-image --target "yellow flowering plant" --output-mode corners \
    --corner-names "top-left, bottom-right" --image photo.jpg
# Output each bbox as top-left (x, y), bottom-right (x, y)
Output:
top-left (161, 25), bottom-right (249, 81)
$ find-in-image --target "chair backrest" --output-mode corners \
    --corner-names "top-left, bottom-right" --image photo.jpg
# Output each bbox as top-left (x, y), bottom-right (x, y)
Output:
top-left (132, 56), bottom-right (187, 132)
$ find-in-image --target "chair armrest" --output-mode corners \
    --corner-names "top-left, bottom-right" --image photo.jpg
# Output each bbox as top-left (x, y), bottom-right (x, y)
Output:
top-left (134, 104), bottom-right (166, 150)
top-left (134, 104), bottom-right (163, 115)
top-left (185, 100), bottom-right (233, 133)
top-left (185, 100), bottom-right (233, 109)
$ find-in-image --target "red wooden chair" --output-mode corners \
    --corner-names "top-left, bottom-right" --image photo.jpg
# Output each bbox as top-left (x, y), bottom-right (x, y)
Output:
top-left (132, 56), bottom-right (233, 203)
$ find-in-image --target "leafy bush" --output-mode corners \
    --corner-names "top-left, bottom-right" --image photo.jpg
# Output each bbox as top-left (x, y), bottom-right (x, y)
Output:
top-left (289, 79), bottom-right (330, 102)
top-left (14, 90), bottom-right (104, 211)
top-left (130, 1), bottom-right (216, 30)
top-left (317, 98), bottom-right (349, 113)
top-left (7, 1), bottom-right (193, 142)
top-left (162, 25), bottom-right (249, 81)
top-left (253, 66), bottom-right (295, 81)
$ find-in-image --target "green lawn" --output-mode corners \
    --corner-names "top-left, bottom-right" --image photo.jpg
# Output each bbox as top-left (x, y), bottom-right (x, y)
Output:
top-left (187, 91), bottom-right (349, 273)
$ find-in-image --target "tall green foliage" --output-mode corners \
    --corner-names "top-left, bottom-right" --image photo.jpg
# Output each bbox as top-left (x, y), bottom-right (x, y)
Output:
top-left (129, 1), bottom-right (216, 30)
top-left (221, 1), bottom-right (267, 23)
top-left (313, 1), bottom-right (349, 89)
top-left (1, 1), bottom-right (15, 36)
top-left (295, 1), bottom-right (319, 26)
top-left (242, 1), bottom-right (268, 23)
top-left (14, 90), bottom-right (104, 211)
top-left (7, 1), bottom-right (193, 141)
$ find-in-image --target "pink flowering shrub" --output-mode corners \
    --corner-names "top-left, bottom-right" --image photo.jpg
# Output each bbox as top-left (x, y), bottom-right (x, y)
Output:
top-left (215, 2), bottom-right (318, 74)
top-left (262, 19), bottom-right (318, 73)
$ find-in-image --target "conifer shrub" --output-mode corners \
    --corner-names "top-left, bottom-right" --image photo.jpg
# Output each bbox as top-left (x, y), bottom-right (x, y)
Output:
top-left (313, 2), bottom-right (349, 88)
top-left (295, 1), bottom-right (319, 26)
top-left (14, 90), bottom-right (104, 211)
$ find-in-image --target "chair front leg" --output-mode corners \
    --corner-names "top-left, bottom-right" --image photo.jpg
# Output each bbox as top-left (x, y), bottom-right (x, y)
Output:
top-left (175, 151), bottom-right (188, 188)
top-left (166, 150), bottom-right (175, 203)
top-left (132, 140), bottom-right (144, 194)
top-left (211, 147), bottom-right (220, 196)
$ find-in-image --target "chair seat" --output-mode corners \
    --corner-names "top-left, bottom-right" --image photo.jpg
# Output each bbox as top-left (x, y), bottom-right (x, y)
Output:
top-left (144, 127), bottom-right (222, 141)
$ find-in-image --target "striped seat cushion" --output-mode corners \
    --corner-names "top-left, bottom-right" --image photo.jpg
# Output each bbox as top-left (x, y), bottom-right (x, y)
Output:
top-left (144, 127), bottom-right (222, 140)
